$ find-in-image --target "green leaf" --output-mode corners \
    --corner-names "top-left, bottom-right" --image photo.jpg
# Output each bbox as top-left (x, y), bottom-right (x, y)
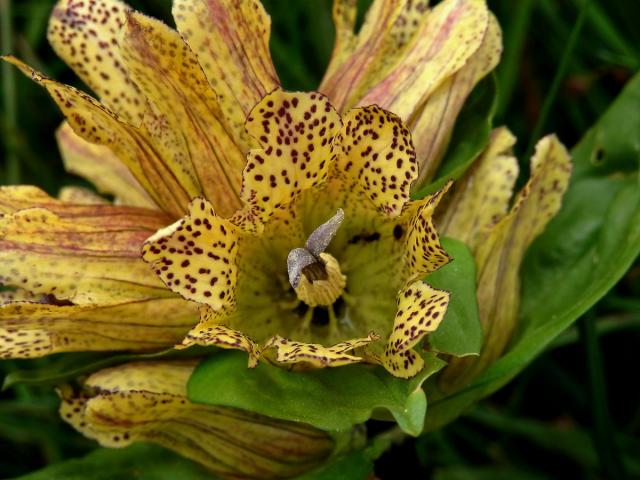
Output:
top-left (426, 238), bottom-right (482, 357)
top-left (2, 346), bottom-right (212, 390)
top-left (412, 73), bottom-right (498, 198)
top-left (14, 443), bottom-right (216, 480)
top-left (425, 72), bottom-right (640, 431)
top-left (188, 351), bottom-right (446, 436)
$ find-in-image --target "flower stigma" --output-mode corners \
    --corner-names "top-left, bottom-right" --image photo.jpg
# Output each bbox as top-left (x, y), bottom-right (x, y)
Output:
top-left (287, 209), bottom-right (348, 334)
top-left (287, 209), bottom-right (347, 306)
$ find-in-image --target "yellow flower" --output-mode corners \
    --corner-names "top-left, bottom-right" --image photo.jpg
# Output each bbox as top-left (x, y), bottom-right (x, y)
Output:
top-left (0, 0), bottom-right (572, 475)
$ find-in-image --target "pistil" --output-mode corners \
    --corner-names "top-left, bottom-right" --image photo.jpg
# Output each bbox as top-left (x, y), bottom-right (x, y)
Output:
top-left (287, 209), bottom-right (347, 309)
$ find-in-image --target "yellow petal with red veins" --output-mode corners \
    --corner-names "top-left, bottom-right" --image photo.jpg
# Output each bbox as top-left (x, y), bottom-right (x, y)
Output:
top-left (142, 197), bottom-right (238, 310)
top-left (441, 135), bottom-right (571, 389)
top-left (233, 90), bottom-right (342, 232)
top-left (172, 0), bottom-right (279, 148)
top-left (121, 12), bottom-right (245, 217)
top-left (410, 13), bottom-right (502, 185)
top-left (382, 281), bottom-right (449, 378)
top-left (56, 122), bottom-right (156, 208)
top-left (0, 206), bottom-right (171, 305)
top-left (333, 105), bottom-right (418, 216)
top-left (59, 361), bottom-right (333, 479)
top-left (438, 127), bottom-right (518, 249)
top-left (320, 0), bottom-right (404, 111)
top-left (358, 0), bottom-right (489, 122)
top-left (265, 332), bottom-right (380, 368)
top-left (354, 0), bottom-right (431, 97)
top-left (48, 0), bottom-right (147, 124)
top-left (321, 0), bottom-right (358, 86)
top-left (0, 299), bottom-right (196, 359)
top-left (0, 185), bottom-right (169, 230)
top-left (322, 0), bottom-right (435, 112)
top-left (3, 56), bottom-right (190, 219)
top-left (403, 184), bottom-right (452, 283)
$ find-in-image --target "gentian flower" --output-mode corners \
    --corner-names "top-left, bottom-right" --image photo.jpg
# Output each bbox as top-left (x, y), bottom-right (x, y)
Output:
top-left (0, 0), bottom-right (571, 476)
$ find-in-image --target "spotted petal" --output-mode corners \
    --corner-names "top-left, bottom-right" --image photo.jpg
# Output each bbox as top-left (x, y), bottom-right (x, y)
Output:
top-left (233, 90), bottom-right (342, 232)
top-left (403, 184), bottom-right (453, 284)
top-left (4, 56), bottom-right (191, 218)
top-left (475, 136), bottom-right (571, 357)
top-left (358, 0), bottom-right (490, 122)
top-left (178, 307), bottom-right (381, 371)
top-left (382, 282), bottom-right (450, 378)
top-left (320, 0), bottom-right (405, 111)
top-left (438, 127), bottom-right (518, 249)
top-left (173, 0), bottom-right (279, 148)
top-left (0, 185), bottom-right (167, 230)
top-left (142, 198), bottom-right (238, 310)
top-left (59, 360), bottom-right (333, 478)
top-left (321, 0), bottom-right (359, 87)
top-left (332, 105), bottom-right (418, 216)
top-left (0, 289), bottom-right (42, 305)
top-left (47, 0), bottom-right (147, 124)
top-left (181, 312), bottom-right (261, 368)
top-left (264, 332), bottom-right (379, 368)
top-left (410, 13), bottom-right (502, 184)
top-left (323, 0), bottom-right (446, 113)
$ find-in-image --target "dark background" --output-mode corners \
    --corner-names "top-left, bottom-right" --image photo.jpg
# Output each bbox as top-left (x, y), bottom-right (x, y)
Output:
top-left (1, 0), bottom-right (639, 478)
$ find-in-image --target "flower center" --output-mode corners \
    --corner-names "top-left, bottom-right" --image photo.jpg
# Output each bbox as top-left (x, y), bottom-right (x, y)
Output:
top-left (286, 209), bottom-right (348, 334)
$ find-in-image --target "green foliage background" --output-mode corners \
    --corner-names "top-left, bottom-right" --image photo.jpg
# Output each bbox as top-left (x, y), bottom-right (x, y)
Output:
top-left (1, 0), bottom-right (639, 478)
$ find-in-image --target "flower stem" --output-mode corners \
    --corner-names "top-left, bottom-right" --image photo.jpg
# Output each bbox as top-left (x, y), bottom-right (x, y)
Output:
top-left (578, 312), bottom-right (628, 480)
top-left (549, 313), bottom-right (640, 349)
top-left (374, 425), bottom-right (409, 448)
top-left (495, 0), bottom-right (535, 119)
